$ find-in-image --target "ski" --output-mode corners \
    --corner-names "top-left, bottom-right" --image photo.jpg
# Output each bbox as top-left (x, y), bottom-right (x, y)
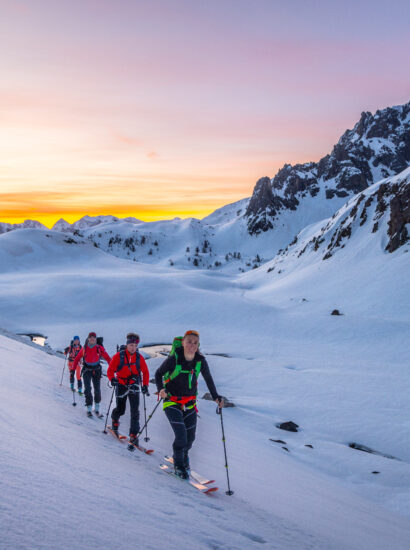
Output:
top-left (164, 456), bottom-right (215, 485)
top-left (126, 438), bottom-right (154, 455)
top-left (106, 426), bottom-right (127, 441)
top-left (159, 463), bottom-right (218, 494)
top-left (94, 411), bottom-right (104, 419)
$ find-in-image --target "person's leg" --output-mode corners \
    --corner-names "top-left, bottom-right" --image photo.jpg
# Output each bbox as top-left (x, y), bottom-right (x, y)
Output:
top-left (92, 369), bottom-right (102, 405)
top-left (111, 385), bottom-right (127, 429)
top-left (128, 391), bottom-right (140, 436)
top-left (164, 405), bottom-right (187, 469)
top-left (83, 370), bottom-right (92, 407)
top-left (183, 407), bottom-right (197, 469)
top-left (76, 364), bottom-right (82, 391)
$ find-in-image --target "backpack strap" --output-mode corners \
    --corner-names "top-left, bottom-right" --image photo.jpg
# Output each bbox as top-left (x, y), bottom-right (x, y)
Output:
top-left (116, 347), bottom-right (141, 385)
top-left (163, 350), bottom-right (201, 390)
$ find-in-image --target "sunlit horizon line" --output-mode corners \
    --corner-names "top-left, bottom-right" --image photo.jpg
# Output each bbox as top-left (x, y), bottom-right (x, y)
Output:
top-left (0, 203), bottom-right (240, 228)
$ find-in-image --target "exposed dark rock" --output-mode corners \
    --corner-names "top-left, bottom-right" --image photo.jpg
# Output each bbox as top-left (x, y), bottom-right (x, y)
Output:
top-left (385, 180), bottom-right (410, 252)
top-left (331, 309), bottom-right (343, 316)
top-left (372, 471), bottom-right (380, 474)
top-left (305, 444), bottom-right (314, 449)
top-left (349, 442), bottom-right (398, 460)
top-left (282, 446), bottom-right (290, 452)
top-left (269, 439), bottom-right (287, 444)
top-left (277, 421), bottom-right (299, 432)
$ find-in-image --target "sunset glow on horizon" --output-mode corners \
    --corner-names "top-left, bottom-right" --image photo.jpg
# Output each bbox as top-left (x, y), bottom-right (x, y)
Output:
top-left (1, 0), bottom-right (409, 226)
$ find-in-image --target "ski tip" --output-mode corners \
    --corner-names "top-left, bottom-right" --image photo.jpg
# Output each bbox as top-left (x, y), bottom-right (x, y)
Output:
top-left (204, 487), bottom-right (219, 494)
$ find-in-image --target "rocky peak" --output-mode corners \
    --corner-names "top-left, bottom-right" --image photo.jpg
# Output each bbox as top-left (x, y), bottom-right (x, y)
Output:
top-left (246, 101), bottom-right (410, 235)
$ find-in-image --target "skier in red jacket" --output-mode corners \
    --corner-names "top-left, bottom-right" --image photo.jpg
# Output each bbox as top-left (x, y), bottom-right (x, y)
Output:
top-left (107, 333), bottom-right (149, 446)
top-left (64, 336), bottom-right (83, 394)
top-left (73, 332), bottom-right (111, 417)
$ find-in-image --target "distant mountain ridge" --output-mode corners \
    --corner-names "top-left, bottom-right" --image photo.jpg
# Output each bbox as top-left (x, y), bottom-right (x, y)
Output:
top-left (0, 219), bottom-right (47, 234)
top-left (1, 100), bottom-right (408, 270)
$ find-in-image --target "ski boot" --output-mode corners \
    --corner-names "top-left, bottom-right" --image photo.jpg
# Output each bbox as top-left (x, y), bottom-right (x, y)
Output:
top-left (174, 465), bottom-right (189, 480)
top-left (86, 405), bottom-right (93, 418)
top-left (128, 433), bottom-right (139, 452)
top-left (184, 453), bottom-right (190, 473)
top-left (70, 383), bottom-right (75, 391)
top-left (94, 404), bottom-right (103, 418)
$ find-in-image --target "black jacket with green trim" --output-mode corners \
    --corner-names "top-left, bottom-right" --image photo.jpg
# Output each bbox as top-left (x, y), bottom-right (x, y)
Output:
top-left (155, 349), bottom-right (219, 401)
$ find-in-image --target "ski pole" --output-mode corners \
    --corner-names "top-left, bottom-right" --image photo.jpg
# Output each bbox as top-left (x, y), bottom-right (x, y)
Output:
top-left (142, 391), bottom-right (150, 442)
top-left (216, 405), bottom-right (234, 495)
top-left (60, 356), bottom-right (67, 386)
top-left (103, 387), bottom-right (115, 434)
top-left (72, 387), bottom-right (77, 407)
top-left (137, 398), bottom-right (162, 439)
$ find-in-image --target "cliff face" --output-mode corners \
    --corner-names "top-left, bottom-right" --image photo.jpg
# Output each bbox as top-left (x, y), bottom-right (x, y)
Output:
top-left (246, 102), bottom-right (410, 235)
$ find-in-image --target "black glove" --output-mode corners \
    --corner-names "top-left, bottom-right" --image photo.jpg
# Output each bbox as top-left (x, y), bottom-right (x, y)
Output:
top-left (110, 378), bottom-right (118, 387)
top-left (141, 385), bottom-right (149, 395)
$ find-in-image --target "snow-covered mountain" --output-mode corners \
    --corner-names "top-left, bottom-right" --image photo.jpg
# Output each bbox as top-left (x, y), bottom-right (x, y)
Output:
top-left (241, 167), bottom-right (409, 322)
top-left (0, 219), bottom-right (47, 234)
top-left (245, 101), bottom-right (410, 236)
top-left (3, 101), bottom-right (407, 273)
top-left (51, 214), bottom-right (142, 232)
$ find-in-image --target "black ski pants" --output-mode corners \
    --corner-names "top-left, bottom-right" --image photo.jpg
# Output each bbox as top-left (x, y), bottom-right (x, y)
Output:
top-left (83, 367), bottom-right (101, 407)
top-left (164, 404), bottom-right (197, 469)
top-left (111, 385), bottom-right (140, 435)
top-left (69, 369), bottom-right (82, 390)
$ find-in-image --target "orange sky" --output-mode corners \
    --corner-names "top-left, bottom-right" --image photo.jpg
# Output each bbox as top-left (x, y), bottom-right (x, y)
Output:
top-left (1, 0), bottom-right (409, 227)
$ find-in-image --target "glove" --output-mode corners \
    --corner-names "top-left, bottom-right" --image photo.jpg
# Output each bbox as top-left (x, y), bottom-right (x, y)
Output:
top-left (141, 385), bottom-right (149, 395)
top-left (110, 378), bottom-right (118, 387)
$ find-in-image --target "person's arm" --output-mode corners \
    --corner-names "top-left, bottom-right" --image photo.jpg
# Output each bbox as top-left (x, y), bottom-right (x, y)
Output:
top-left (200, 358), bottom-right (223, 405)
top-left (139, 356), bottom-right (150, 386)
top-left (72, 348), bottom-right (83, 369)
top-left (155, 356), bottom-right (174, 394)
top-left (100, 346), bottom-right (112, 364)
top-left (107, 354), bottom-right (120, 381)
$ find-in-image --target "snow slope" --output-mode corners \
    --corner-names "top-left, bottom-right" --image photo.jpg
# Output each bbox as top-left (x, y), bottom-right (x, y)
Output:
top-left (1, 164), bottom-right (409, 548)
top-left (2, 332), bottom-right (410, 550)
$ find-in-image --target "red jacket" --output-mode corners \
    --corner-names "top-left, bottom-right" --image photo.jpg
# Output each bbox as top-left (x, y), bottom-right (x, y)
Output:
top-left (65, 343), bottom-right (82, 363)
top-left (107, 350), bottom-right (149, 386)
top-left (73, 345), bottom-right (111, 369)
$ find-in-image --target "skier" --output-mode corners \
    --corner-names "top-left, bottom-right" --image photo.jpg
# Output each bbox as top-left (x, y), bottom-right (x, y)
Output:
top-left (107, 333), bottom-right (150, 445)
top-left (64, 336), bottom-right (83, 394)
top-left (155, 330), bottom-right (224, 479)
top-left (72, 332), bottom-right (111, 417)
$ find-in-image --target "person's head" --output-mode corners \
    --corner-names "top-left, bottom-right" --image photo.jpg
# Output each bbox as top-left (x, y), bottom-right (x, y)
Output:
top-left (182, 330), bottom-right (199, 358)
top-left (88, 332), bottom-right (97, 346)
top-left (126, 332), bottom-right (140, 354)
top-left (73, 335), bottom-right (80, 344)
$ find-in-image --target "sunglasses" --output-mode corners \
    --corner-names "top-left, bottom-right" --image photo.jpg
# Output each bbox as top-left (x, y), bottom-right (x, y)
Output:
top-left (184, 330), bottom-right (199, 337)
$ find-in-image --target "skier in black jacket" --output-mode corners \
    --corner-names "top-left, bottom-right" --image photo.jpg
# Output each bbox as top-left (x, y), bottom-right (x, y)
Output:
top-left (155, 330), bottom-right (224, 479)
